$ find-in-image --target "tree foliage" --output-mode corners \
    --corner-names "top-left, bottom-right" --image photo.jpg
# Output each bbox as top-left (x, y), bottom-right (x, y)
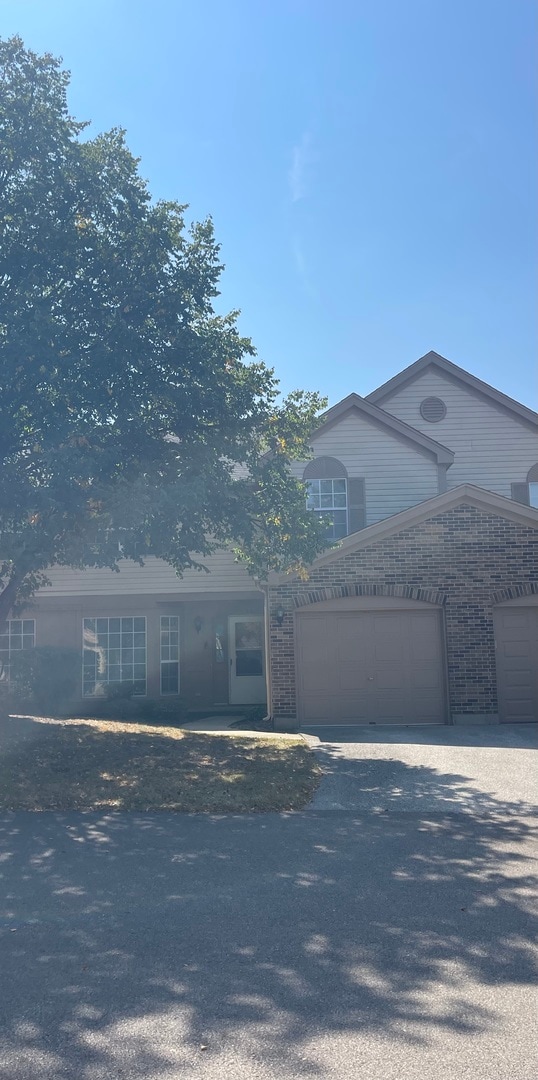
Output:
top-left (0, 36), bottom-right (327, 625)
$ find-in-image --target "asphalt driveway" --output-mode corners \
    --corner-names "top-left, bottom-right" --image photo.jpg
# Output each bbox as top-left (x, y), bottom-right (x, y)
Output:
top-left (303, 722), bottom-right (538, 813)
top-left (0, 724), bottom-right (536, 1080)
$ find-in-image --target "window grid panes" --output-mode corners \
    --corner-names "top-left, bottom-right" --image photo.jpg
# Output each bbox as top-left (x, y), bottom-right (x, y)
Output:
top-left (83, 617), bottom-right (146, 697)
top-left (306, 478), bottom-right (348, 540)
top-left (529, 482), bottom-right (538, 508)
top-left (160, 616), bottom-right (180, 695)
top-left (0, 619), bottom-right (35, 680)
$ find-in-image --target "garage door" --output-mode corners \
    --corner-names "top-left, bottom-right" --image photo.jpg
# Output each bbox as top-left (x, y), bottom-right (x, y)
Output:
top-left (296, 602), bottom-right (446, 725)
top-left (494, 605), bottom-right (538, 723)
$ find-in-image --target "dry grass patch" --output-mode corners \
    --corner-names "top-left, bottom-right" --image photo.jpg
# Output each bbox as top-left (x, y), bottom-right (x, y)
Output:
top-left (0, 714), bottom-right (320, 812)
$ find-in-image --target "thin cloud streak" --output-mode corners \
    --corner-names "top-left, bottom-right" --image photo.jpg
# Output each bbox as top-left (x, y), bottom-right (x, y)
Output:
top-left (291, 235), bottom-right (318, 299)
top-left (289, 131), bottom-right (314, 202)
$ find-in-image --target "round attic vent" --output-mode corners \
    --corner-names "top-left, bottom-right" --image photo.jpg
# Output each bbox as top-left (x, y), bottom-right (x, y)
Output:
top-left (420, 396), bottom-right (447, 422)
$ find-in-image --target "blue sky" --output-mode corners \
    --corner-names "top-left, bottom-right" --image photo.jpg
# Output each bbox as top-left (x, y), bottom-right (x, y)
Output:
top-left (2, 0), bottom-right (536, 406)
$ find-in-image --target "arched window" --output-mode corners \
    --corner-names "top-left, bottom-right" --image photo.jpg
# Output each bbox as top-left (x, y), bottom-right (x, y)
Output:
top-left (303, 458), bottom-right (366, 539)
top-left (512, 465), bottom-right (538, 508)
top-left (527, 464), bottom-right (538, 508)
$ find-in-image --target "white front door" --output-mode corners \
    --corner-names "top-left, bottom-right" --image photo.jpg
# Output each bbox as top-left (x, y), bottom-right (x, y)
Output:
top-left (228, 616), bottom-right (266, 705)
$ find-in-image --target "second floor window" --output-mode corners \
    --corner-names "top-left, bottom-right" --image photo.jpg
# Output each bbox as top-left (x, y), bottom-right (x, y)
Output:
top-left (306, 478), bottom-right (348, 540)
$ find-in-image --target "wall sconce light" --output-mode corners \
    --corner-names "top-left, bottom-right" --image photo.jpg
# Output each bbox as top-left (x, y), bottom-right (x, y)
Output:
top-left (193, 615), bottom-right (203, 634)
top-left (275, 607), bottom-right (285, 627)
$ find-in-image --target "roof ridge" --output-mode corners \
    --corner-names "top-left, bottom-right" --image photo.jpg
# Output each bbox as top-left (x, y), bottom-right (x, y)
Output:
top-left (365, 352), bottom-right (538, 426)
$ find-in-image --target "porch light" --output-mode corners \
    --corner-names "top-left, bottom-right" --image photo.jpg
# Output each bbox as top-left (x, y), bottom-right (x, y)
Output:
top-left (275, 607), bottom-right (285, 626)
top-left (193, 615), bottom-right (203, 633)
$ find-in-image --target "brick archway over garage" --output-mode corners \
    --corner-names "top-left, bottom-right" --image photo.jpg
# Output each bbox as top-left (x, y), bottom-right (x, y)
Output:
top-left (492, 583), bottom-right (538, 605)
top-left (293, 583), bottom-right (447, 609)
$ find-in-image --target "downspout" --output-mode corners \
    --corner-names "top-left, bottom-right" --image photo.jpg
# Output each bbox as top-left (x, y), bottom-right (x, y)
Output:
top-left (257, 580), bottom-right (274, 729)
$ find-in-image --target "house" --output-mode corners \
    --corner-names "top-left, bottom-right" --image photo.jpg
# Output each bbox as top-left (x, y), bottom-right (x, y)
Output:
top-left (3, 351), bottom-right (537, 725)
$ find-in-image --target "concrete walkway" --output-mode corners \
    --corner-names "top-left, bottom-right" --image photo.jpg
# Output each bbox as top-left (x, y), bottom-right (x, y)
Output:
top-left (181, 715), bottom-right (274, 735)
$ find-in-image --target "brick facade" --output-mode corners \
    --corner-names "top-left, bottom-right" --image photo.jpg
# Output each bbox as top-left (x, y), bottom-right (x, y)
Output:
top-left (268, 504), bottom-right (538, 722)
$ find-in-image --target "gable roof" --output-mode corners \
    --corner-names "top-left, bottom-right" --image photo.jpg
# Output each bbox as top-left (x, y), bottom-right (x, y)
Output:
top-left (312, 391), bottom-right (455, 465)
top-left (366, 351), bottom-right (538, 428)
top-left (268, 483), bottom-right (538, 582)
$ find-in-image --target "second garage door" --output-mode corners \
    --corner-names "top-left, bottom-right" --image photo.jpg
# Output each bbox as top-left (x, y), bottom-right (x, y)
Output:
top-left (296, 601), bottom-right (446, 725)
top-left (494, 603), bottom-right (538, 722)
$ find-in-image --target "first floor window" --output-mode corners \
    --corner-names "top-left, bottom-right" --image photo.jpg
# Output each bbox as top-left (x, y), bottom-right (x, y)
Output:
top-left (160, 615), bottom-right (180, 694)
top-left (0, 619), bottom-right (35, 680)
top-left (306, 478), bottom-right (348, 540)
top-left (83, 617), bottom-right (146, 697)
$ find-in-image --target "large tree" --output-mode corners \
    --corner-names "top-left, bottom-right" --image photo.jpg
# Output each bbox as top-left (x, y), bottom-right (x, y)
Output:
top-left (0, 36), bottom-right (327, 627)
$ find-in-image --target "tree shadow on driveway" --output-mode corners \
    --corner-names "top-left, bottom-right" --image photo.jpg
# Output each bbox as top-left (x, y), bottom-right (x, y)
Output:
top-left (306, 743), bottom-right (538, 816)
top-left (0, 762), bottom-right (537, 1078)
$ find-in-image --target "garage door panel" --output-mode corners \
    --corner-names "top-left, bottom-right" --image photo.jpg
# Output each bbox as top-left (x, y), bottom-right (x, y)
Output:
top-left (338, 663), bottom-right (370, 691)
top-left (300, 693), bottom-right (334, 722)
top-left (298, 617), bottom-right (334, 650)
top-left (502, 639), bottom-right (531, 658)
top-left (337, 693), bottom-right (371, 722)
top-left (500, 614), bottom-right (532, 631)
top-left (374, 693), bottom-right (409, 722)
top-left (372, 614), bottom-right (403, 633)
top-left (298, 664), bottom-right (334, 692)
top-left (373, 690), bottom-right (444, 724)
top-left (408, 621), bottom-right (442, 660)
top-left (296, 606), bottom-right (446, 725)
top-left (335, 618), bottom-right (371, 661)
top-left (373, 662), bottom-right (407, 690)
top-left (503, 682), bottom-right (533, 698)
top-left (503, 664), bottom-right (532, 682)
top-left (373, 639), bottom-right (404, 662)
top-left (408, 662), bottom-right (443, 690)
top-left (408, 692), bottom-right (446, 723)
top-left (300, 691), bottom-right (371, 723)
top-left (503, 698), bottom-right (535, 719)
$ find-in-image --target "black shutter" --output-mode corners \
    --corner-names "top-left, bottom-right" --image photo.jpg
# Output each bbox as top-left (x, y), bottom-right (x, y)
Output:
top-left (347, 478), bottom-right (366, 534)
top-left (511, 483), bottom-right (530, 505)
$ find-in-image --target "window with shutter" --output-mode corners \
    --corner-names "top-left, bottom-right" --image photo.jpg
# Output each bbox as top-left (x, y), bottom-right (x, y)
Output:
top-left (303, 459), bottom-right (366, 538)
top-left (512, 466), bottom-right (538, 507)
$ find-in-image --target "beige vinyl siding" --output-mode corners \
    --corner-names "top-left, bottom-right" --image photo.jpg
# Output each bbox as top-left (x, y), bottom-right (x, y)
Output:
top-left (41, 549), bottom-right (256, 597)
top-left (293, 411), bottom-right (439, 525)
top-left (377, 369), bottom-right (538, 496)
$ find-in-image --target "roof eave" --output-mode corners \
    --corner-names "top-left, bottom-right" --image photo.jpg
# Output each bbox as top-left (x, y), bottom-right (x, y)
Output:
top-left (312, 392), bottom-right (454, 464)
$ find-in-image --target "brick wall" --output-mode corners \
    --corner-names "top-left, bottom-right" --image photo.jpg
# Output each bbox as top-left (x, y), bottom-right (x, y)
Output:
top-left (269, 505), bottom-right (538, 721)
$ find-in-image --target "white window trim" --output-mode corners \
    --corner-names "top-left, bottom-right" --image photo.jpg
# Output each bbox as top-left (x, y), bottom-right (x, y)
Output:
top-left (306, 477), bottom-right (349, 539)
top-left (160, 615), bottom-right (180, 696)
top-left (0, 619), bottom-right (36, 680)
top-left (82, 616), bottom-right (147, 698)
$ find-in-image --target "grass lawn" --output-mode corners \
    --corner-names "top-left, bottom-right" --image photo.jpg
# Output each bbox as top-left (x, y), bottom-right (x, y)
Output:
top-left (0, 714), bottom-right (321, 812)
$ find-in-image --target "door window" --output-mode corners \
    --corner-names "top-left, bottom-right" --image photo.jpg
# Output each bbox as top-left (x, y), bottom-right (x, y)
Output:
top-left (234, 620), bottom-right (263, 676)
